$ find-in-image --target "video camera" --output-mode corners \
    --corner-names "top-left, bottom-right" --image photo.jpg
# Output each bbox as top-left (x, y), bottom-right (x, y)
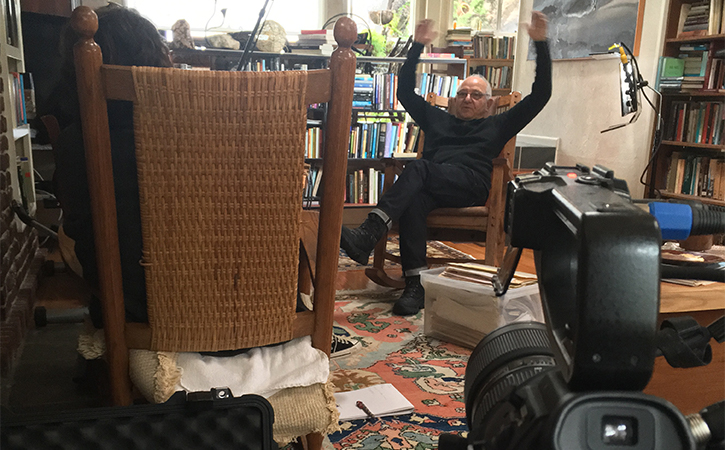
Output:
top-left (439, 163), bottom-right (724, 450)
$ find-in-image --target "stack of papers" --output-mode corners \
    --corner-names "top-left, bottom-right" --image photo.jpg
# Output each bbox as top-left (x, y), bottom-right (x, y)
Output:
top-left (440, 262), bottom-right (537, 288)
top-left (334, 383), bottom-right (414, 421)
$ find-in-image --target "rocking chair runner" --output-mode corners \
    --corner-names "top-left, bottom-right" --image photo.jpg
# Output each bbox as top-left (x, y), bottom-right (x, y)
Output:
top-left (72, 5), bottom-right (355, 447)
top-left (365, 91), bottom-right (521, 289)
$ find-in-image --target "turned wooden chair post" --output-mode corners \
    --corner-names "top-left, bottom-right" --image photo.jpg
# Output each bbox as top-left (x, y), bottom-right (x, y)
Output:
top-left (72, 6), bottom-right (132, 406)
top-left (312, 17), bottom-right (356, 355)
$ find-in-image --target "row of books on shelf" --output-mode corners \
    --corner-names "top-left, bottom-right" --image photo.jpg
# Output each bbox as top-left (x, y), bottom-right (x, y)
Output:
top-left (244, 58), bottom-right (285, 72)
top-left (305, 119), bottom-right (421, 160)
top-left (446, 28), bottom-right (516, 59)
top-left (354, 72), bottom-right (463, 111)
top-left (354, 74), bottom-right (402, 110)
top-left (470, 65), bottom-right (513, 90)
top-left (415, 73), bottom-right (460, 100)
top-left (345, 168), bottom-right (385, 204)
top-left (664, 101), bottom-right (724, 145)
top-left (304, 127), bottom-right (322, 159)
top-left (471, 34), bottom-right (515, 60)
top-left (676, 0), bottom-right (724, 38)
top-left (665, 153), bottom-right (725, 200)
top-left (656, 43), bottom-right (725, 92)
top-left (304, 166), bottom-right (323, 200)
top-left (10, 72), bottom-right (27, 126)
top-left (348, 120), bottom-right (420, 159)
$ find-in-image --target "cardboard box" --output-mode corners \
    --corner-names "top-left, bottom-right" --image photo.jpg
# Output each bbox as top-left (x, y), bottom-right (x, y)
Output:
top-left (421, 267), bottom-right (544, 349)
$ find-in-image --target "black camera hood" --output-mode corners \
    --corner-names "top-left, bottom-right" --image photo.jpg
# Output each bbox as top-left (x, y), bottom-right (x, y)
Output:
top-left (499, 163), bottom-right (661, 392)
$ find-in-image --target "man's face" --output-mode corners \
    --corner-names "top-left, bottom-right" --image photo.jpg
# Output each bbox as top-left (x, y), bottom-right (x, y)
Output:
top-left (452, 77), bottom-right (491, 121)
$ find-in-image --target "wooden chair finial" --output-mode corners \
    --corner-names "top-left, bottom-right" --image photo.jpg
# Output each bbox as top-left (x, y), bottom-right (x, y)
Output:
top-left (333, 17), bottom-right (357, 49)
top-left (71, 6), bottom-right (98, 40)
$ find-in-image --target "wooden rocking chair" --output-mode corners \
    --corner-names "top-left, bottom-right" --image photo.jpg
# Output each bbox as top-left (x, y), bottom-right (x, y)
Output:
top-left (365, 91), bottom-right (521, 289)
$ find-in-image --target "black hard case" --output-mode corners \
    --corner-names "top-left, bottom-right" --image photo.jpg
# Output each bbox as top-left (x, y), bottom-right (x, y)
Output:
top-left (1, 389), bottom-right (277, 450)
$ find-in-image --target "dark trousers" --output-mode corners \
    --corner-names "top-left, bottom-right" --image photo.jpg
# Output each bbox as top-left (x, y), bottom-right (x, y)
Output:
top-left (376, 159), bottom-right (489, 275)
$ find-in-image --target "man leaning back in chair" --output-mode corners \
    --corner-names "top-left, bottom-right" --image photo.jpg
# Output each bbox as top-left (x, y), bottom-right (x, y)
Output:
top-left (340, 11), bottom-right (552, 316)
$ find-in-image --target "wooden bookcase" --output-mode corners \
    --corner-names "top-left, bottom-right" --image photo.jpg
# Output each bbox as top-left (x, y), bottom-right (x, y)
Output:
top-left (646, 0), bottom-right (725, 206)
top-left (466, 35), bottom-right (516, 95)
top-left (1, 0), bottom-right (36, 216)
top-left (466, 58), bottom-right (514, 95)
top-left (1, 0), bottom-right (43, 379)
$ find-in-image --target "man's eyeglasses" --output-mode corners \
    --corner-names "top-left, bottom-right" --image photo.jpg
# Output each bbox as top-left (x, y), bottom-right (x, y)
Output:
top-left (456, 90), bottom-right (487, 100)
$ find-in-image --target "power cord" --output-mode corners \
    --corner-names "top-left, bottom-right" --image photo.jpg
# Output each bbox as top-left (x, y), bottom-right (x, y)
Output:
top-left (616, 42), bottom-right (665, 194)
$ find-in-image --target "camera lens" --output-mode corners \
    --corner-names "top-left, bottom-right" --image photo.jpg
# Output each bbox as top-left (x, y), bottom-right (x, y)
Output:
top-left (464, 322), bottom-right (557, 427)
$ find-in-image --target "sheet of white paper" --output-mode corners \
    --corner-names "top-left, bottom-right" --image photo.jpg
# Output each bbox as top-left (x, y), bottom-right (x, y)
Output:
top-left (335, 383), bottom-right (415, 421)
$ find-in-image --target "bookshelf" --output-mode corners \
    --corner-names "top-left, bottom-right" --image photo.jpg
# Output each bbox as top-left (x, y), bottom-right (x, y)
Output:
top-left (647, 0), bottom-right (725, 206)
top-left (467, 58), bottom-right (514, 95)
top-left (467, 34), bottom-right (516, 95)
top-left (1, 0), bottom-right (36, 216)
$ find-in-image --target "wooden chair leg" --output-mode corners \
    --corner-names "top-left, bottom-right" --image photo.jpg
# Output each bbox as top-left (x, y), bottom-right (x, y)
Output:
top-left (303, 432), bottom-right (324, 450)
top-left (365, 231), bottom-right (405, 289)
top-left (299, 245), bottom-right (313, 296)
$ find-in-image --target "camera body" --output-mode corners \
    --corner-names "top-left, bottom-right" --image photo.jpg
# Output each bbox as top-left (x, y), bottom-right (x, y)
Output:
top-left (456, 164), bottom-right (698, 449)
top-left (504, 163), bottom-right (661, 391)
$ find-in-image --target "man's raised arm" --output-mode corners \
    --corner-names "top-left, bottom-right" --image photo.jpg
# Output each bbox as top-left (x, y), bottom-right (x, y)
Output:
top-left (496, 11), bottom-right (552, 135)
top-left (396, 19), bottom-right (438, 129)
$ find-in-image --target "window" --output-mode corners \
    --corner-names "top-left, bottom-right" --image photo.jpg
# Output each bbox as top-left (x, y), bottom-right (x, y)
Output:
top-left (451, 0), bottom-right (519, 32)
top-left (350, 0), bottom-right (413, 56)
top-left (125, 0), bottom-right (322, 33)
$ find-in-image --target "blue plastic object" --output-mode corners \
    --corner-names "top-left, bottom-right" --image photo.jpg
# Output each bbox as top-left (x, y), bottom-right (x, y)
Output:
top-left (649, 202), bottom-right (692, 240)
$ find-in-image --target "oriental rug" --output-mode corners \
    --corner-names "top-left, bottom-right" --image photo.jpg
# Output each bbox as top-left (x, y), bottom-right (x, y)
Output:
top-left (338, 236), bottom-right (474, 272)
top-left (327, 290), bottom-right (472, 449)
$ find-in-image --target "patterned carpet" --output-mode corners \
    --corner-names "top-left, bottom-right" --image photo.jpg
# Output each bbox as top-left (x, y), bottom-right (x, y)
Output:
top-left (328, 290), bottom-right (472, 449)
top-left (338, 236), bottom-right (474, 272)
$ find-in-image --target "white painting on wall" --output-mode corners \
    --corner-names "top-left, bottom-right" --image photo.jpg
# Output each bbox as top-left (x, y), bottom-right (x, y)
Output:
top-left (528, 0), bottom-right (641, 60)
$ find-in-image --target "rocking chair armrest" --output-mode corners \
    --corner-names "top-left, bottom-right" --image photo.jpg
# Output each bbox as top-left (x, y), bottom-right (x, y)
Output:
top-left (491, 157), bottom-right (513, 183)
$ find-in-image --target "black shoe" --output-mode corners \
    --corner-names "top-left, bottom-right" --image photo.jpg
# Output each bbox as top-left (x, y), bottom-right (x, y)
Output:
top-left (392, 276), bottom-right (425, 316)
top-left (330, 334), bottom-right (361, 358)
top-left (340, 213), bottom-right (388, 265)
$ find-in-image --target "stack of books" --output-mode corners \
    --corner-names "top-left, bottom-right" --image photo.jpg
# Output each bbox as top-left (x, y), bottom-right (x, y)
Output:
top-left (290, 30), bottom-right (335, 55)
top-left (679, 0), bottom-right (711, 37)
top-left (353, 75), bottom-right (374, 109)
top-left (657, 56), bottom-right (685, 92)
top-left (677, 0), bottom-right (724, 37)
top-left (680, 43), bottom-right (709, 91)
top-left (445, 28), bottom-right (473, 58)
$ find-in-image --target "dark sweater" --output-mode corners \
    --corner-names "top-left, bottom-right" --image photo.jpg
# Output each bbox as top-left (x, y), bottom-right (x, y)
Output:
top-left (55, 101), bottom-right (147, 325)
top-left (396, 40), bottom-right (552, 188)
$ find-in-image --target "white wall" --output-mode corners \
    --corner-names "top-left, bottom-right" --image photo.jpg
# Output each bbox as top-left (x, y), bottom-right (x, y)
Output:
top-left (81, 0), bottom-right (109, 10)
top-left (512, 0), bottom-right (668, 198)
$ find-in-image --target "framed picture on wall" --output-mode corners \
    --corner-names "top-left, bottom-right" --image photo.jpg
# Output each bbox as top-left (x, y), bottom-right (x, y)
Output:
top-left (528, 0), bottom-right (645, 60)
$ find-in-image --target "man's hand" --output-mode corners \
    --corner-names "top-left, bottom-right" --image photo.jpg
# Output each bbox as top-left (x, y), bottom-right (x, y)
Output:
top-left (414, 19), bottom-right (438, 46)
top-left (525, 11), bottom-right (548, 42)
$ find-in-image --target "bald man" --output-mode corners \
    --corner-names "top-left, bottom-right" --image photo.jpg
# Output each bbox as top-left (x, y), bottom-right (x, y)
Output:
top-left (341, 12), bottom-right (552, 316)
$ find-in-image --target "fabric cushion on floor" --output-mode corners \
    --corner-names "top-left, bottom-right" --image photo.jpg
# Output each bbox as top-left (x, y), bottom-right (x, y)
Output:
top-left (81, 331), bottom-right (338, 445)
